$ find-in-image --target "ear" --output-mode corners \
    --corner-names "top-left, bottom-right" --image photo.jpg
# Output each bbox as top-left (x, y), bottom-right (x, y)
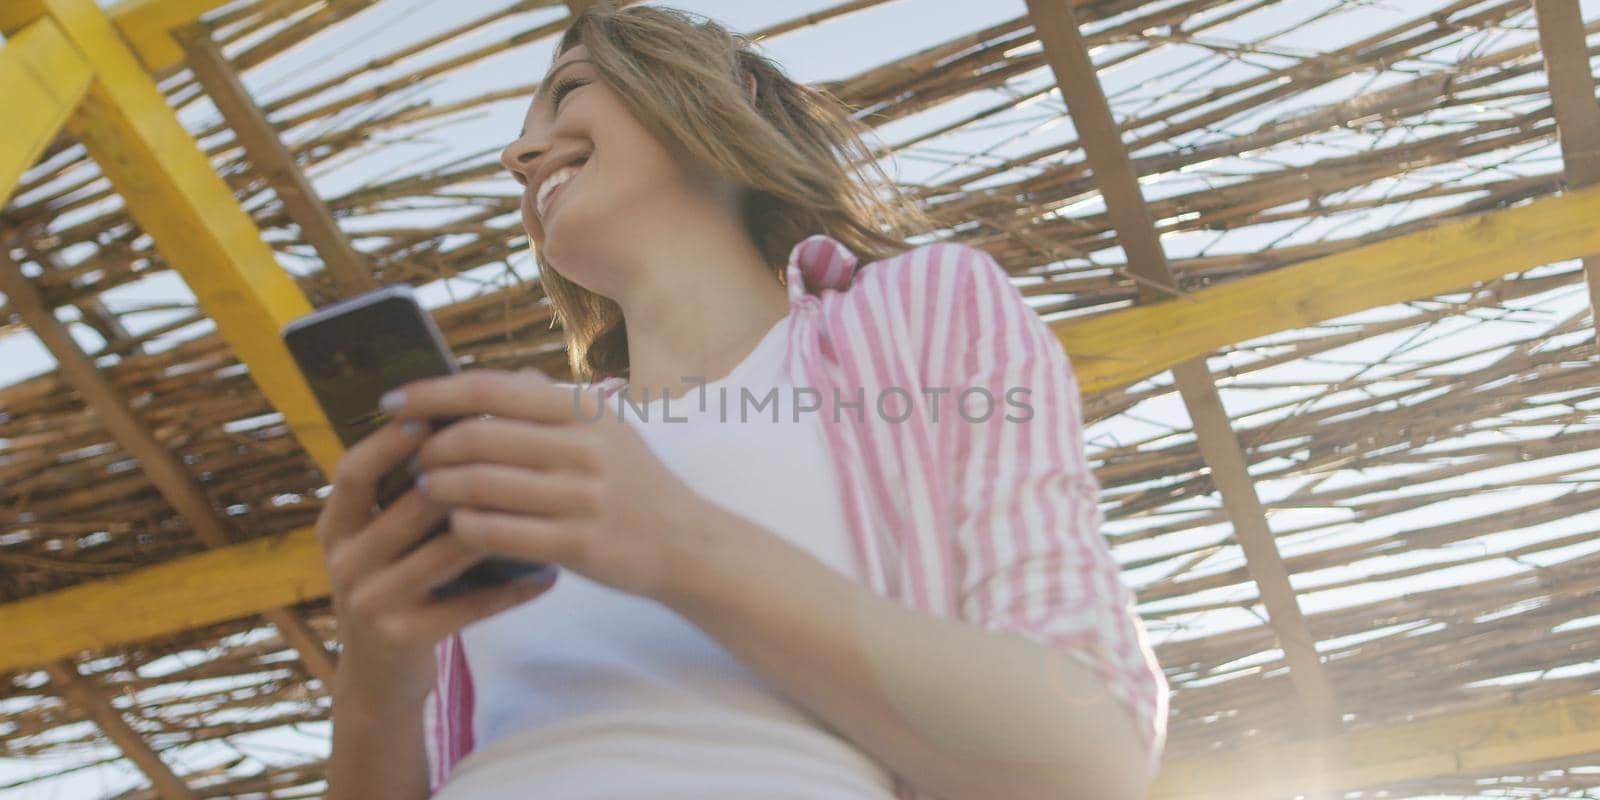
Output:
top-left (744, 70), bottom-right (758, 103)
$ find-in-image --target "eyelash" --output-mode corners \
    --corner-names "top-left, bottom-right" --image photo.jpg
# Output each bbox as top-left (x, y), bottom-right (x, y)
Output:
top-left (551, 77), bottom-right (586, 109)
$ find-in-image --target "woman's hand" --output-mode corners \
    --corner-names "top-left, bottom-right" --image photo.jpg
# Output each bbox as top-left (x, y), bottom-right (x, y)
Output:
top-left (315, 418), bottom-right (558, 708)
top-left (383, 368), bottom-right (712, 605)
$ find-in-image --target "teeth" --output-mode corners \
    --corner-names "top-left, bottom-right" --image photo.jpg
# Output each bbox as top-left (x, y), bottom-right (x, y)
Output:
top-left (536, 163), bottom-right (583, 219)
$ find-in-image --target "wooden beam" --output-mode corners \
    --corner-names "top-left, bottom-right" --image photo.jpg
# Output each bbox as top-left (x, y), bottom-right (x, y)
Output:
top-left (45, 660), bottom-right (199, 799)
top-left (0, 0), bottom-right (231, 71)
top-left (0, 17), bottom-right (92, 208)
top-left (1150, 692), bottom-right (1600, 800)
top-left (39, 0), bottom-right (344, 473)
top-left (175, 23), bottom-right (378, 297)
top-left (0, 252), bottom-right (337, 686)
top-left (1533, 0), bottom-right (1600, 344)
top-left (1060, 181), bottom-right (1600, 395)
top-left (1534, 0), bottom-right (1600, 185)
top-left (0, 254), bottom-right (244, 554)
top-left (1024, 0), bottom-right (1341, 744)
top-left (0, 0), bottom-right (47, 32)
top-left (73, 295), bottom-right (140, 348)
top-left (0, 529), bottom-right (326, 672)
top-left (103, 0), bottom-right (233, 72)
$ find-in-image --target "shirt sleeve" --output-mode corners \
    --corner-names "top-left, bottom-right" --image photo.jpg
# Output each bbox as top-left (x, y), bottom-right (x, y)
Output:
top-left (932, 243), bottom-right (1169, 775)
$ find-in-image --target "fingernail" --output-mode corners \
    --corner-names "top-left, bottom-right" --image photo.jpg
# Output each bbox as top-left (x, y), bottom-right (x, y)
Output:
top-left (515, 573), bottom-right (555, 593)
top-left (380, 390), bottom-right (406, 412)
top-left (399, 420), bottom-right (428, 438)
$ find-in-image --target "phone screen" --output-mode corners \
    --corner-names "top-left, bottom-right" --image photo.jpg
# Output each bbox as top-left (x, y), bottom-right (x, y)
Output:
top-left (284, 286), bottom-right (552, 597)
top-left (286, 290), bottom-right (457, 508)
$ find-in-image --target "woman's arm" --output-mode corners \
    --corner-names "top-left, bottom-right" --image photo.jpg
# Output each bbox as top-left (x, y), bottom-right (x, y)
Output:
top-left (657, 243), bottom-right (1166, 799)
top-left (656, 496), bottom-right (1153, 800)
top-left (312, 418), bottom-right (558, 799)
top-left (327, 663), bottom-right (431, 800)
top-left (928, 243), bottom-right (1170, 776)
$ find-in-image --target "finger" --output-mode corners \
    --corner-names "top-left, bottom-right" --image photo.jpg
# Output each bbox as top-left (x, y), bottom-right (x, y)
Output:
top-left (417, 465), bottom-right (600, 518)
top-left (347, 527), bottom-right (489, 619)
top-left (318, 420), bottom-right (430, 548)
top-left (382, 369), bottom-right (585, 426)
top-left (326, 488), bottom-right (451, 593)
top-left (413, 417), bottom-right (599, 475)
top-left (384, 570), bottom-right (559, 645)
top-left (448, 508), bottom-right (578, 565)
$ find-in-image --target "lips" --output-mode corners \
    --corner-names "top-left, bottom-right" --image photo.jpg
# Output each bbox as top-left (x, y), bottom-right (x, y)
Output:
top-left (537, 158), bottom-right (586, 223)
top-left (543, 172), bottom-right (575, 219)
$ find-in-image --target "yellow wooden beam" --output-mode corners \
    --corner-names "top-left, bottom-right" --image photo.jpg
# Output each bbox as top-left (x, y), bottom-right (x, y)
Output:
top-left (0, 529), bottom-right (326, 671)
top-left (0, 1), bottom-right (47, 33)
top-left (1, 0), bottom-right (229, 71)
top-left (1150, 691), bottom-right (1600, 799)
top-left (0, 18), bottom-right (91, 208)
top-left (1064, 181), bottom-right (1600, 395)
top-left (106, 0), bottom-right (234, 72)
top-left (42, 0), bottom-right (343, 472)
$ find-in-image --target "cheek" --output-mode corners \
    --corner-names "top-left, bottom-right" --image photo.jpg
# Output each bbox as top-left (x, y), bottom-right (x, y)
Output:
top-left (594, 136), bottom-right (692, 207)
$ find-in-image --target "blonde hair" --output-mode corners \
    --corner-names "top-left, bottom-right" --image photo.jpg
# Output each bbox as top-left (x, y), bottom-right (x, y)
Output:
top-left (534, 2), bottom-right (934, 382)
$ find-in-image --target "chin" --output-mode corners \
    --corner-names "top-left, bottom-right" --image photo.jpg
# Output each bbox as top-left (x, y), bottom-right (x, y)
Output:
top-left (537, 235), bottom-right (612, 295)
top-left (534, 217), bottom-right (574, 261)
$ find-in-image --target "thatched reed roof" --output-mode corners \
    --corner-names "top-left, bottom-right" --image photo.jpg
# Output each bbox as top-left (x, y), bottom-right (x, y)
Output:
top-left (2, 0), bottom-right (1600, 796)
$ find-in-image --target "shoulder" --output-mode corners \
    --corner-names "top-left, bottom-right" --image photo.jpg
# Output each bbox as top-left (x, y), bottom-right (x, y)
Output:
top-left (842, 241), bottom-right (1011, 313)
top-left (789, 235), bottom-right (1028, 359)
top-left (852, 241), bottom-right (1005, 289)
top-left (820, 242), bottom-right (1029, 384)
top-left (788, 234), bottom-right (1010, 309)
top-left (843, 242), bottom-right (1023, 337)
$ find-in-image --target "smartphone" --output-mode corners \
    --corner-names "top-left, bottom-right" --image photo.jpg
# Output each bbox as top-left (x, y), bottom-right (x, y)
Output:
top-left (282, 284), bottom-right (556, 600)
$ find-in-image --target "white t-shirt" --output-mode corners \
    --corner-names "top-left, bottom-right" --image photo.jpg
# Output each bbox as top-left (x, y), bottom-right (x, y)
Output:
top-left (432, 313), bottom-right (897, 799)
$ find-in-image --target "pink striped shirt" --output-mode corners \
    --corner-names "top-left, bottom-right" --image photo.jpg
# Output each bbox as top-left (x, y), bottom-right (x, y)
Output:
top-left (427, 235), bottom-right (1169, 795)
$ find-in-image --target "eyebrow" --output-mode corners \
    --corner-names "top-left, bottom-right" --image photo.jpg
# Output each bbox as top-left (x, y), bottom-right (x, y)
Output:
top-left (521, 59), bottom-right (591, 137)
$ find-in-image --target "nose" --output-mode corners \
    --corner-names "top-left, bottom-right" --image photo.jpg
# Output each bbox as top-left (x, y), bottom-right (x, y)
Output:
top-left (501, 134), bottom-right (543, 184)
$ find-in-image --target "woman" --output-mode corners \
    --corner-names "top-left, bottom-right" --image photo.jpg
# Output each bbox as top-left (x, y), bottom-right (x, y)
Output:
top-left (318, 4), bottom-right (1167, 799)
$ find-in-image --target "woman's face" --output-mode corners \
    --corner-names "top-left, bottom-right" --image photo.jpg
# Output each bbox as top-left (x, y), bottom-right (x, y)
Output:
top-left (500, 44), bottom-right (720, 292)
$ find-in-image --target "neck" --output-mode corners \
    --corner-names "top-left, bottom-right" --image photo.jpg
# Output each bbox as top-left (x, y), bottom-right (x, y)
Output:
top-left (608, 217), bottom-right (790, 403)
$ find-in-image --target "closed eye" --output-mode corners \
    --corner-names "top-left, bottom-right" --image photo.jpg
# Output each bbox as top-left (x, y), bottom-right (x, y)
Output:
top-left (551, 76), bottom-right (586, 110)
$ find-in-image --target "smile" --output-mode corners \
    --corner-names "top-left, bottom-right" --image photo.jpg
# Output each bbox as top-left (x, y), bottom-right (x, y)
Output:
top-left (536, 160), bottom-right (585, 221)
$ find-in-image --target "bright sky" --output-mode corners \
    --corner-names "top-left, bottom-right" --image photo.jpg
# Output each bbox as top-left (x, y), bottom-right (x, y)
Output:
top-left (2, 0), bottom-right (1598, 796)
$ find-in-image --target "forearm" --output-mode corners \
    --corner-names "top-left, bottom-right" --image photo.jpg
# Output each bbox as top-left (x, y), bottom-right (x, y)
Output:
top-left (658, 498), bottom-right (1152, 800)
top-left (327, 670), bottom-right (431, 800)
